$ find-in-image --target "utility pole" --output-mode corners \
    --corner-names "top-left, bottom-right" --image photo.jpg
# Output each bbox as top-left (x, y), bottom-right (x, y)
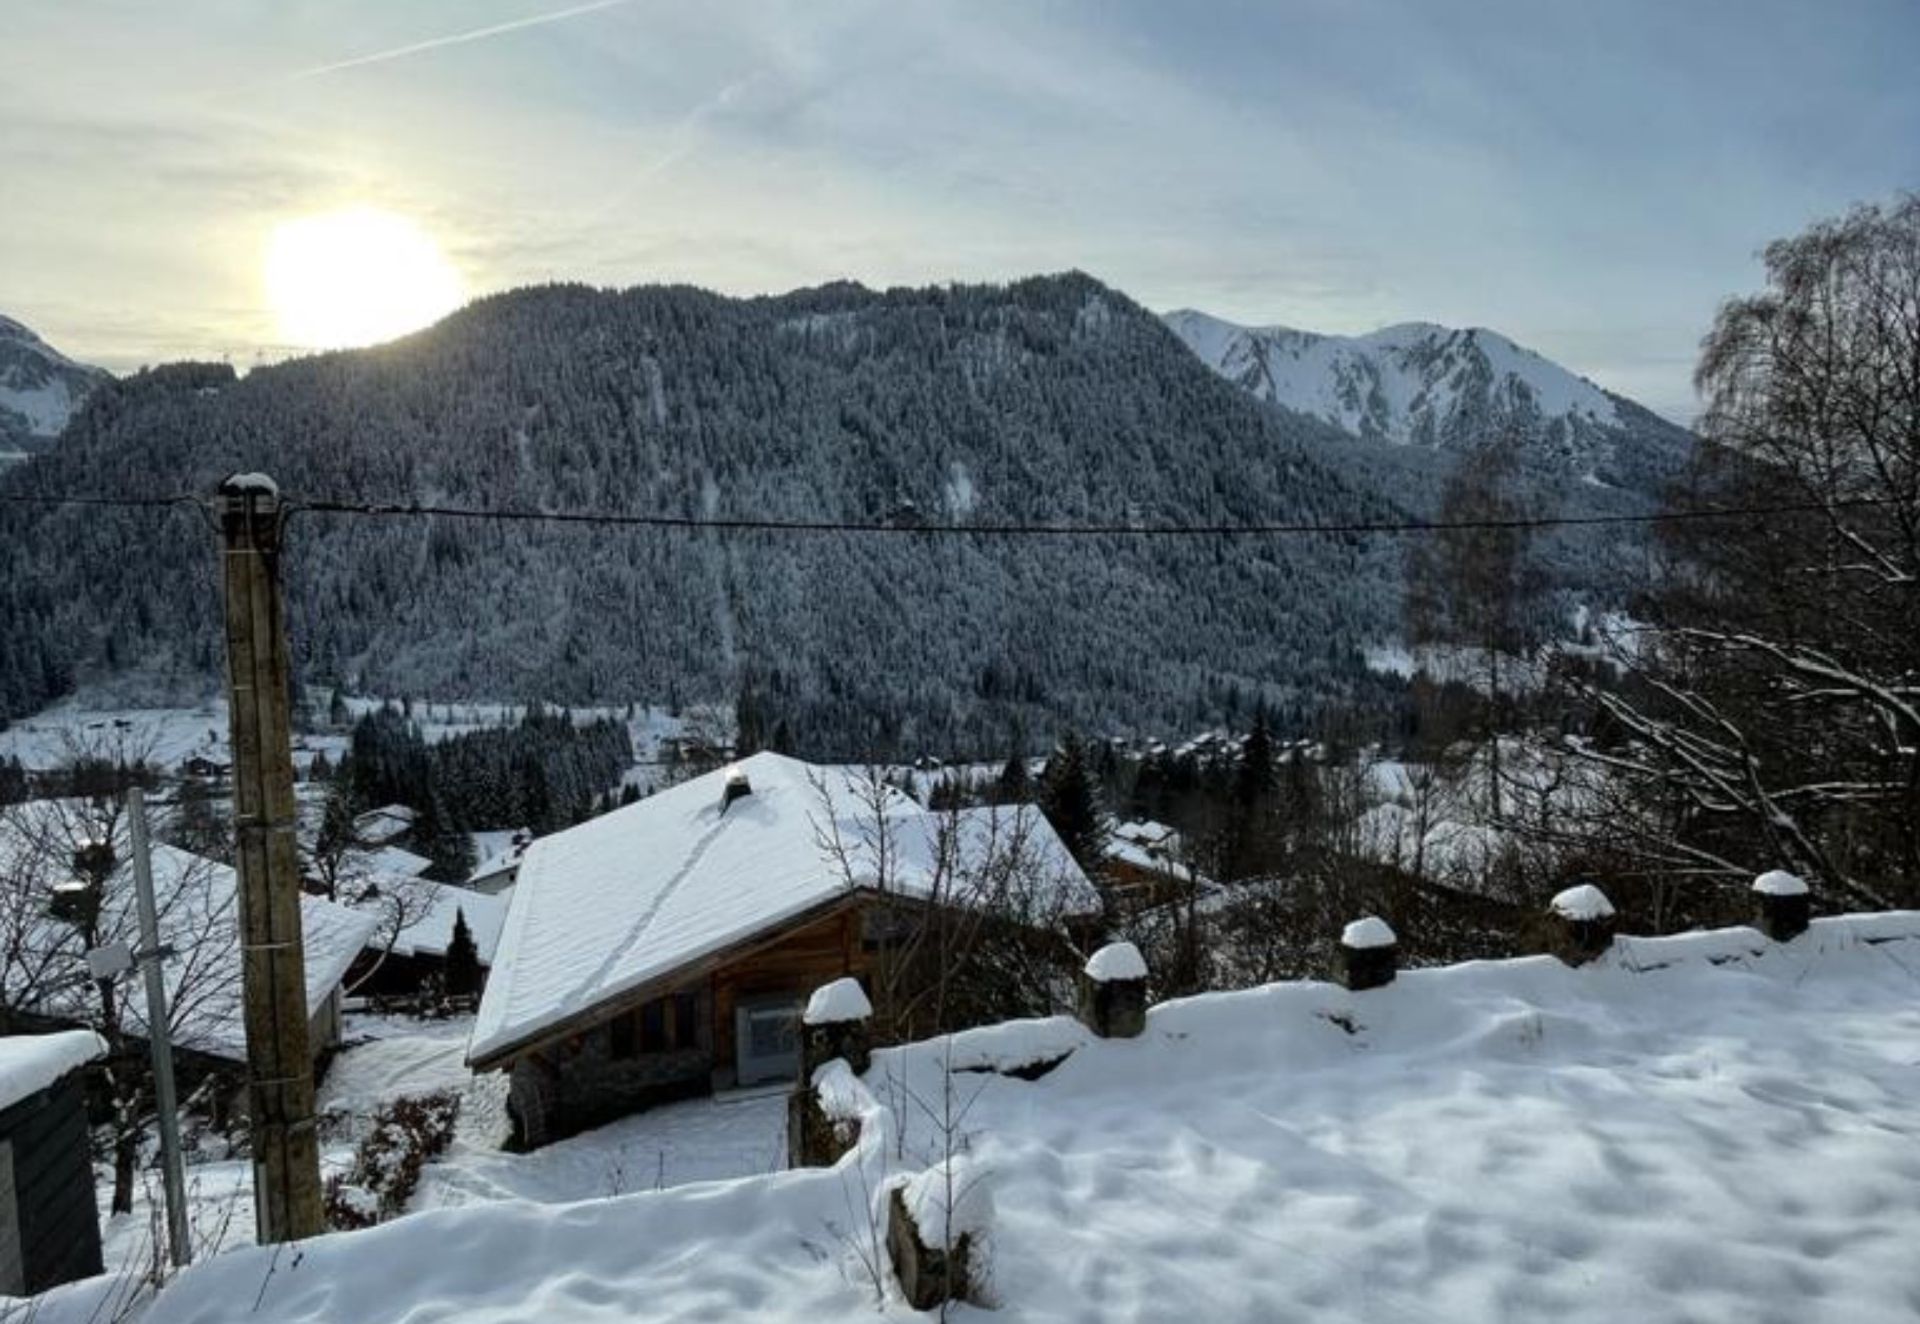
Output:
top-left (218, 473), bottom-right (323, 1242)
top-left (127, 786), bottom-right (191, 1269)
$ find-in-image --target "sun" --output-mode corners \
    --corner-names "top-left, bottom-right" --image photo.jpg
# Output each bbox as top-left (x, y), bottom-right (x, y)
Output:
top-left (265, 207), bottom-right (463, 349)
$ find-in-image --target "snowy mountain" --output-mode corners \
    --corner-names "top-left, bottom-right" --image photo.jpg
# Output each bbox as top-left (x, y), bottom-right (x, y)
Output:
top-left (0, 315), bottom-right (107, 453)
top-left (1163, 308), bottom-right (1692, 494)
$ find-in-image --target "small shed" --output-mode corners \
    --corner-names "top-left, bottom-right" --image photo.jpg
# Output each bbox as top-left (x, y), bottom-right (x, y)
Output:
top-left (0, 1031), bottom-right (106, 1296)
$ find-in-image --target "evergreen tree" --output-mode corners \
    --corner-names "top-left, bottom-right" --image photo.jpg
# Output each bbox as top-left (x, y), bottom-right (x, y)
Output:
top-left (1234, 708), bottom-right (1276, 808)
top-left (444, 907), bottom-right (482, 998)
top-left (995, 723), bottom-right (1032, 804)
top-left (1039, 731), bottom-right (1104, 868)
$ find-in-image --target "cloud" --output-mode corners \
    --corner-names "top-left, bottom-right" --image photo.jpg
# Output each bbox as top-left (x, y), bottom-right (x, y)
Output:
top-left (285, 0), bottom-right (641, 82)
top-left (0, 0), bottom-right (1913, 415)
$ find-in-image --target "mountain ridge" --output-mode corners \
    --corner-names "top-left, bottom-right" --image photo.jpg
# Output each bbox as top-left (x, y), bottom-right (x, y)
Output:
top-left (1162, 307), bottom-right (1692, 498)
top-left (0, 314), bottom-right (109, 454)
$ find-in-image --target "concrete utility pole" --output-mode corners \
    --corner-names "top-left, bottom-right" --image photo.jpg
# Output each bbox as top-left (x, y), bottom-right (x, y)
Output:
top-left (127, 786), bottom-right (192, 1268)
top-left (218, 473), bottom-right (323, 1242)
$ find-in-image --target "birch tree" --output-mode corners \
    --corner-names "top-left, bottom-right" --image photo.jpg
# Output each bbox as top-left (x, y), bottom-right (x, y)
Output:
top-left (1584, 195), bottom-right (1920, 908)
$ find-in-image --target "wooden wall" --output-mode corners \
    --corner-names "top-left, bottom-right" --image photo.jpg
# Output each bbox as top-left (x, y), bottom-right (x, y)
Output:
top-left (0, 1072), bottom-right (103, 1296)
top-left (710, 906), bottom-right (868, 1080)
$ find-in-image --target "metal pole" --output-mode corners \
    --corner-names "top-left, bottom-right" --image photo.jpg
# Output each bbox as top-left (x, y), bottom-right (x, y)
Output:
top-left (218, 473), bottom-right (323, 1242)
top-left (127, 786), bottom-right (192, 1269)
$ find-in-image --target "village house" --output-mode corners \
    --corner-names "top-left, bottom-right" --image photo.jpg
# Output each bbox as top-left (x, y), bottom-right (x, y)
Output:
top-left (1101, 818), bottom-right (1200, 909)
top-left (352, 803), bottom-right (417, 849)
top-left (0, 809), bottom-right (377, 1105)
top-left (344, 877), bottom-right (509, 1000)
top-left (0, 1031), bottom-right (105, 1296)
top-left (466, 829), bottom-right (533, 895)
top-left (467, 752), bottom-right (1097, 1148)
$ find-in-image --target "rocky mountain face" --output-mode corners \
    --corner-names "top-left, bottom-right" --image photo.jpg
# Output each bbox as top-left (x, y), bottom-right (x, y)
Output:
top-left (0, 275), bottom-right (1423, 753)
top-left (0, 315), bottom-right (108, 454)
top-left (1162, 309), bottom-right (1693, 500)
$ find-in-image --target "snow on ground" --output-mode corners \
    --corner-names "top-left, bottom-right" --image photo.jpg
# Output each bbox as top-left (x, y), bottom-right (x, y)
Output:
top-left (0, 693), bottom-right (701, 781)
top-left (416, 1085), bottom-right (789, 1209)
top-left (32, 911), bottom-right (1918, 1323)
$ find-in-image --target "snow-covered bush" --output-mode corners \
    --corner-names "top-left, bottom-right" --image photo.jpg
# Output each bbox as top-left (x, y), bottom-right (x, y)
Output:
top-left (323, 1089), bottom-right (461, 1230)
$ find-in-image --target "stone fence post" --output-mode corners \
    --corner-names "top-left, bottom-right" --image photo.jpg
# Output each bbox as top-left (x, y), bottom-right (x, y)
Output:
top-left (1752, 870), bottom-right (1811, 942)
top-left (1079, 942), bottom-right (1148, 1039)
top-left (1337, 916), bottom-right (1398, 990)
top-left (788, 977), bottom-right (872, 1168)
top-left (1547, 883), bottom-right (1616, 966)
top-left (801, 977), bottom-right (873, 1077)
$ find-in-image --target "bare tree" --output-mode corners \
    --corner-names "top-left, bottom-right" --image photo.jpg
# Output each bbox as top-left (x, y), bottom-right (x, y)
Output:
top-left (810, 769), bottom-right (1084, 1045)
top-left (1405, 423), bottom-right (1555, 821)
top-left (341, 873), bottom-right (443, 998)
top-left (1575, 195), bottom-right (1920, 909)
top-left (0, 797), bottom-right (236, 1215)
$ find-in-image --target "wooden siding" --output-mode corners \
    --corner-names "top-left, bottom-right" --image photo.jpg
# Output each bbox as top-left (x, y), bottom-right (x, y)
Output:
top-left (0, 1072), bottom-right (103, 1295)
top-left (710, 907), bottom-right (867, 1080)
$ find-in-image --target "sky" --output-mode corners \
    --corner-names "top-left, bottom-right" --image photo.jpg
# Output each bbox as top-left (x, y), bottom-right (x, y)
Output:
top-left (3, 0), bottom-right (1916, 423)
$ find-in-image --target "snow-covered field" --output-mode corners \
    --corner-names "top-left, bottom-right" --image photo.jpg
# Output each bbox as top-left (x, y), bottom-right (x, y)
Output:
top-left (0, 693), bottom-right (706, 776)
top-left (28, 911), bottom-right (1919, 1323)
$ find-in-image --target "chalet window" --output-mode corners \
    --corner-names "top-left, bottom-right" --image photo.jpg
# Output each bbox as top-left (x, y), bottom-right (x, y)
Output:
top-left (609, 992), bottom-right (700, 1059)
top-left (672, 991), bottom-right (700, 1050)
top-left (609, 1009), bottom-right (638, 1060)
top-left (639, 1000), bottom-right (668, 1053)
top-left (861, 904), bottom-right (914, 951)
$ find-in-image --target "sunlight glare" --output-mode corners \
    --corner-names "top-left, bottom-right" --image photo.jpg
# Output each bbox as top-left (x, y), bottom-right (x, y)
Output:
top-left (265, 207), bottom-right (463, 349)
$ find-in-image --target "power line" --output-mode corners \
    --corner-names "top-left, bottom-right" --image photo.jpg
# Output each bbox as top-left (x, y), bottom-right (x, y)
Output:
top-left (0, 492), bottom-right (199, 512)
top-left (0, 489), bottom-right (1904, 537)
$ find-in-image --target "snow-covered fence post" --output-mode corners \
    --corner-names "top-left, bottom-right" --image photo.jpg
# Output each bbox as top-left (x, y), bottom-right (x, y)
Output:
top-left (1337, 916), bottom-right (1398, 990)
top-left (1547, 884), bottom-right (1616, 966)
top-left (1079, 942), bottom-right (1148, 1039)
top-left (889, 1158), bottom-right (990, 1311)
top-left (801, 977), bottom-right (873, 1077)
top-left (788, 978), bottom-right (872, 1168)
top-left (1752, 870), bottom-right (1811, 942)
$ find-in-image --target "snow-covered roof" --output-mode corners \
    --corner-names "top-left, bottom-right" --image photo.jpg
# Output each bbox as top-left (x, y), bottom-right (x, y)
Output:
top-left (469, 832), bottom-right (531, 884)
top-left (1112, 819), bottom-right (1177, 848)
top-left (366, 880), bottom-right (510, 963)
top-left (0, 803), bottom-right (379, 1062)
top-left (353, 805), bottom-right (417, 846)
top-left (470, 753), bottom-right (1097, 1066)
top-left (1102, 837), bottom-right (1193, 882)
top-left (348, 844), bottom-right (432, 879)
top-left (0, 1030), bottom-right (105, 1112)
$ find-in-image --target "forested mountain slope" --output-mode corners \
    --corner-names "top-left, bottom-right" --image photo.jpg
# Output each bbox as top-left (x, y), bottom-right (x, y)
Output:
top-left (1, 275), bottom-right (1420, 754)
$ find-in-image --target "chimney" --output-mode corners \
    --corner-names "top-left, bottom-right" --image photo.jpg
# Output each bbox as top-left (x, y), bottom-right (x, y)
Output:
top-left (720, 764), bottom-right (752, 814)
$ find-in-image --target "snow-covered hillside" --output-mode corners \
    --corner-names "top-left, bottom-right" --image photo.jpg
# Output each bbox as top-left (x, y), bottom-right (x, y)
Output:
top-left (32, 909), bottom-right (1918, 1323)
top-left (0, 314), bottom-right (105, 453)
top-left (1163, 308), bottom-right (1691, 491)
top-left (1165, 308), bottom-right (1619, 441)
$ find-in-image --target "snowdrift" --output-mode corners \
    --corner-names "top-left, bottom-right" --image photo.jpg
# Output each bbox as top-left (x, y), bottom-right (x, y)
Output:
top-left (31, 913), bottom-right (1920, 1323)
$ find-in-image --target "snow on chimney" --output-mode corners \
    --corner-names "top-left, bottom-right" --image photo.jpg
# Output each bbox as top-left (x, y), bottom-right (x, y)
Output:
top-left (720, 764), bottom-right (752, 814)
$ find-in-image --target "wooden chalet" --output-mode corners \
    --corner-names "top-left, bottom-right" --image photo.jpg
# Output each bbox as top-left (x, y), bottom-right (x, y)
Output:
top-left (466, 753), bottom-right (1097, 1148)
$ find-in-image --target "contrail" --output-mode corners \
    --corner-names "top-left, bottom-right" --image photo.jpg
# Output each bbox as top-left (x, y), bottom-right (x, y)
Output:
top-left (289, 0), bottom-right (637, 80)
